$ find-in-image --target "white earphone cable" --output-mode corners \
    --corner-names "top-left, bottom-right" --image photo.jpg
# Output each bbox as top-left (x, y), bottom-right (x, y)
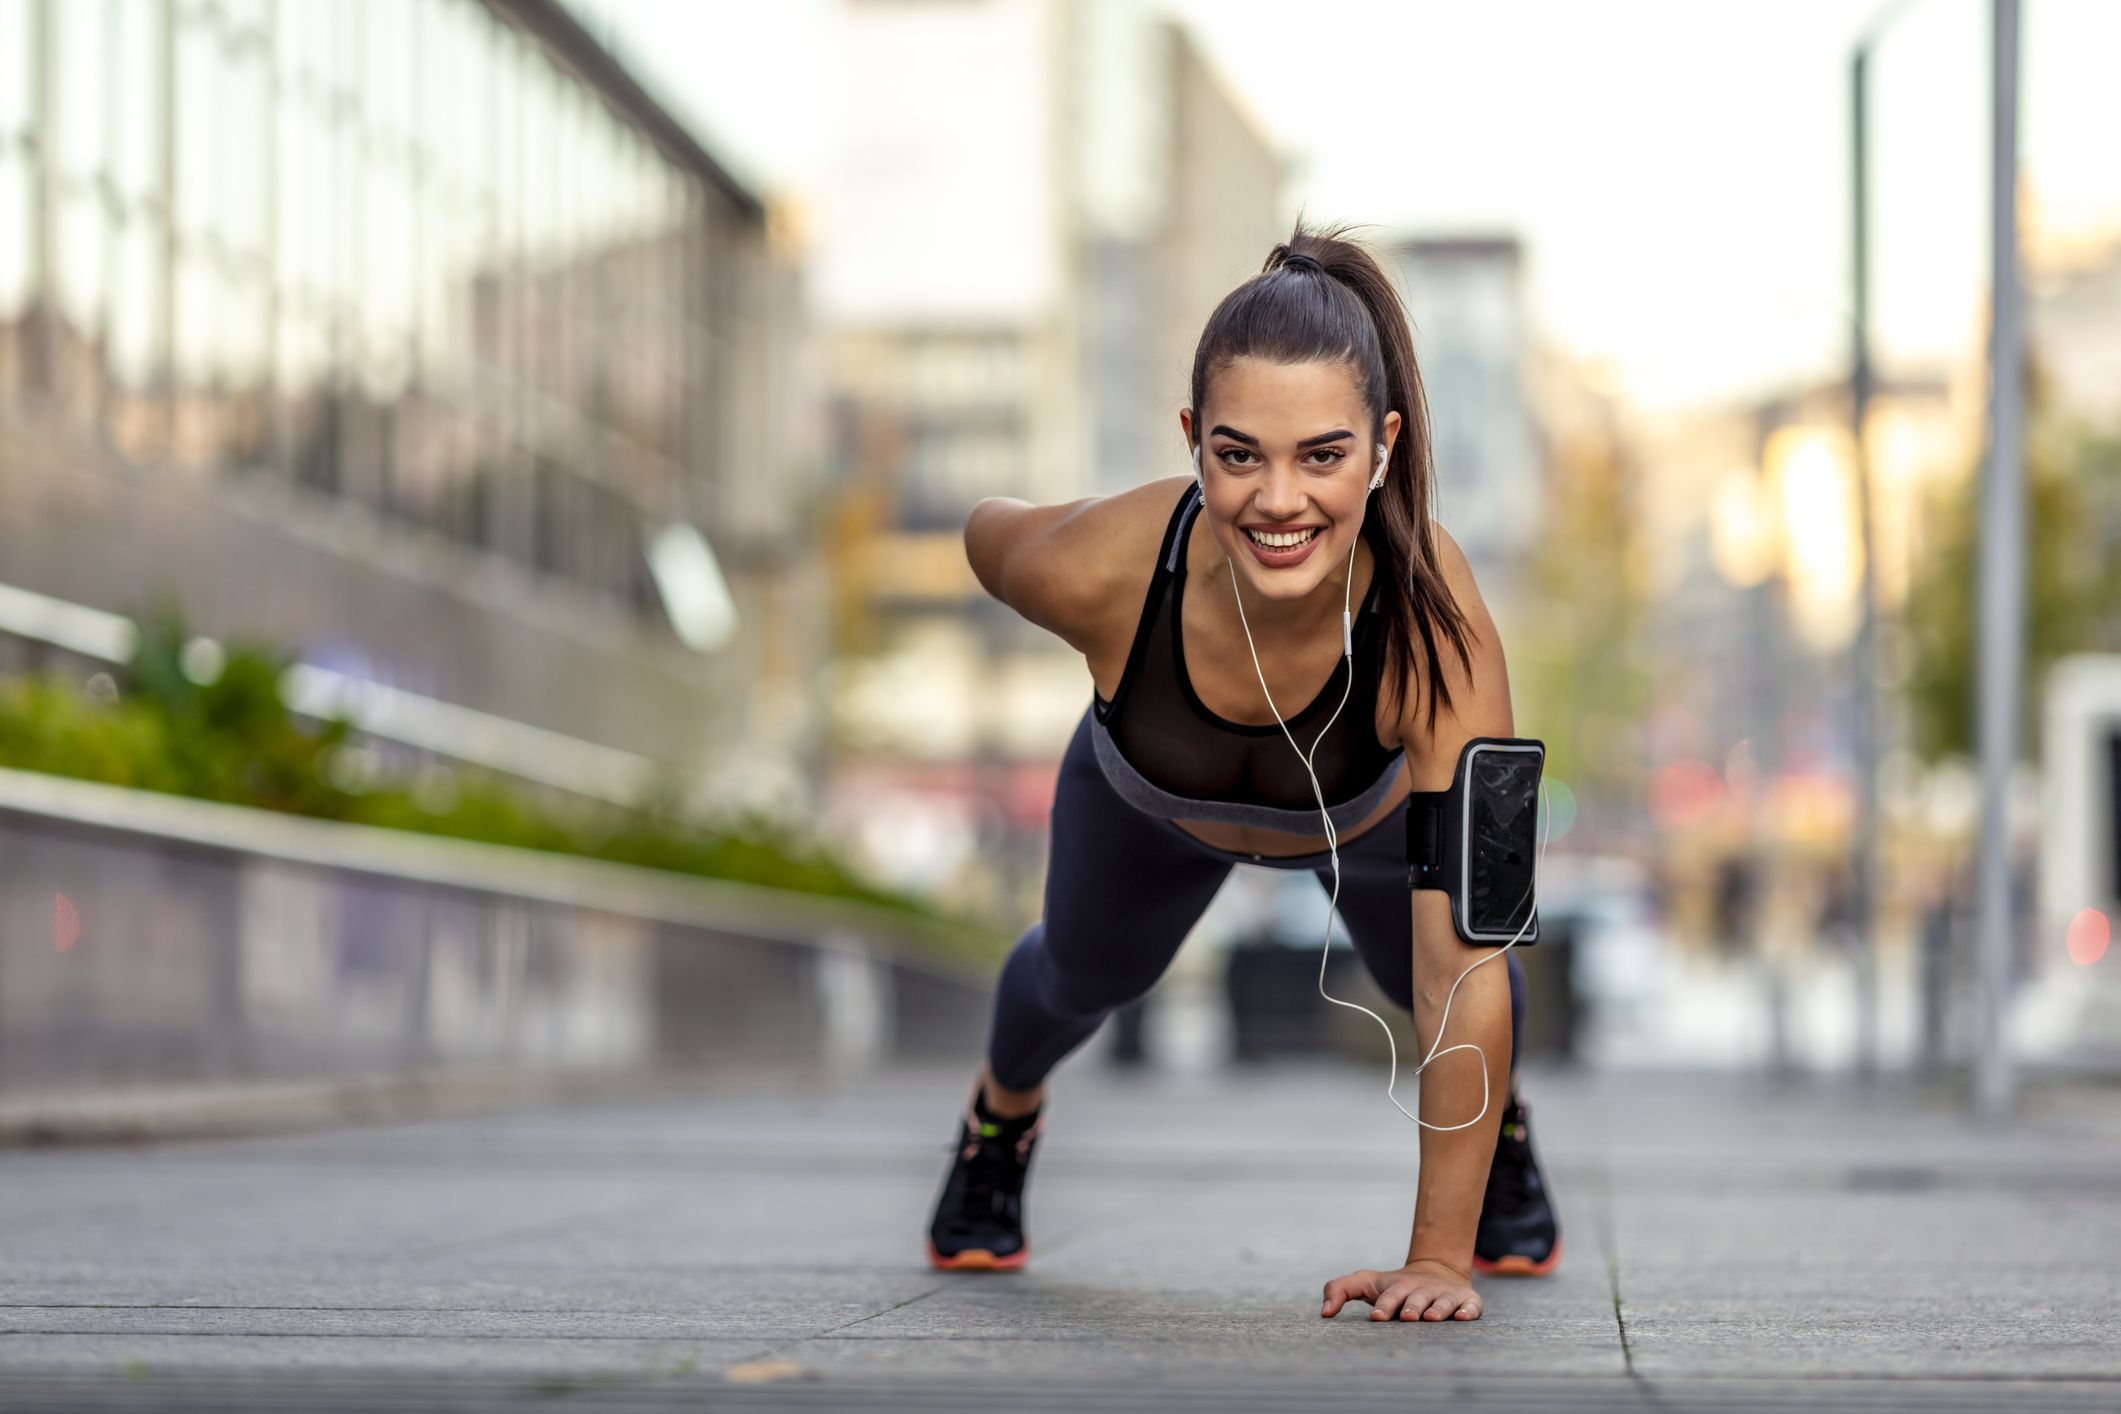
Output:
top-left (1220, 450), bottom-right (1545, 1134)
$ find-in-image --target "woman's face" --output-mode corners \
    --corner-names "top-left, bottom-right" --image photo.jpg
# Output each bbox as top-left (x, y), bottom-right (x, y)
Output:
top-left (1184, 356), bottom-right (1401, 608)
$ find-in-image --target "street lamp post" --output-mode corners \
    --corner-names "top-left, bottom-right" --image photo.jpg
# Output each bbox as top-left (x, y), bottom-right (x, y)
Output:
top-left (1848, 0), bottom-right (2023, 1112)
top-left (1846, 0), bottom-right (1924, 1082)
top-left (1848, 42), bottom-right (1882, 1084)
top-left (1974, 0), bottom-right (2025, 1118)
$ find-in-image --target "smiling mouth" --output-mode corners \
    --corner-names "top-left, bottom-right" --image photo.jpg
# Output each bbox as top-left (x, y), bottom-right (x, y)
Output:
top-left (1243, 526), bottom-right (1323, 549)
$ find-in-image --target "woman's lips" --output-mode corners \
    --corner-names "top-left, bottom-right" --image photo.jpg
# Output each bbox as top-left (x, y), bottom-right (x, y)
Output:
top-left (1240, 526), bottom-right (1323, 568)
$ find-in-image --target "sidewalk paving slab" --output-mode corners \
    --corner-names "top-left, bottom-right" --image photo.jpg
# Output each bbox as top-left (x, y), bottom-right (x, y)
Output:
top-left (0, 1061), bottom-right (2115, 1411)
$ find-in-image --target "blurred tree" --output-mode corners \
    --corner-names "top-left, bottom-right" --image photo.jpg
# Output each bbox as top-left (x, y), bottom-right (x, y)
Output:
top-left (1514, 370), bottom-right (1650, 840)
top-left (1902, 364), bottom-right (2121, 761)
top-left (0, 601), bottom-right (999, 957)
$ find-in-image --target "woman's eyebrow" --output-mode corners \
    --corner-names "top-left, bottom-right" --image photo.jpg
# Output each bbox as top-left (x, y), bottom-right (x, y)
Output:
top-left (1208, 425), bottom-right (1356, 449)
top-left (1298, 429), bottom-right (1355, 449)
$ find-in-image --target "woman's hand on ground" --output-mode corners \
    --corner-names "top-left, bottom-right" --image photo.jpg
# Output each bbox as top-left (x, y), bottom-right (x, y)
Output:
top-left (1320, 1260), bottom-right (1482, 1322)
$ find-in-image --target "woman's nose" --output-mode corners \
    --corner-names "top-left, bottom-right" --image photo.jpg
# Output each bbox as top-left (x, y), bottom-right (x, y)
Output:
top-left (1252, 466), bottom-right (1311, 518)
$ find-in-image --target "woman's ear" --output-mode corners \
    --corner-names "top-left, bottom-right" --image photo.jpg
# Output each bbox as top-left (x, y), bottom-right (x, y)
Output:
top-left (1177, 406), bottom-right (1196, 456)
top-left (1380, 408), bottom-right (1403, 466)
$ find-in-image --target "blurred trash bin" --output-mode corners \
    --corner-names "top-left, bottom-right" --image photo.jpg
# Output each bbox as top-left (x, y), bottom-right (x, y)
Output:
top-left (1513, 915), bottom-right (1579, 1063)
top-left (1226, 934), bottom-right (1367, 1060)
top-left (1108, 995), bottom-right (1150, 1068)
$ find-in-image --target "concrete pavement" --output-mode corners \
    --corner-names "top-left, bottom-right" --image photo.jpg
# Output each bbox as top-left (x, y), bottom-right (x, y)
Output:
top-left (1, 1061), bottom-right (2118, 1410)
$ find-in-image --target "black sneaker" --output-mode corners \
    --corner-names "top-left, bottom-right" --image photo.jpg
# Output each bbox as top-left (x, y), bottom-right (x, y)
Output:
top-left (925, 1090), bottom-right (1043, 1271)
top-left (1473, 1095), bottom-right (1562, 1276)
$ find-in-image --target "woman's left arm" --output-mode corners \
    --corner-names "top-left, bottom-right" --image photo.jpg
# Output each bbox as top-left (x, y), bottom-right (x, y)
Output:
top-left (1321, 526), bottom-right (1517, 1324)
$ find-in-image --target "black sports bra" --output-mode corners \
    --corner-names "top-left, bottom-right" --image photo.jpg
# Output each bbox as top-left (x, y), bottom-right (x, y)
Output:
top-left (1089, 481), bottom-right (1407, 832)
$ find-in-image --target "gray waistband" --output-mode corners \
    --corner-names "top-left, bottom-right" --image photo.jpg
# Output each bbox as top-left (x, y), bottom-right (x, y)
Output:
top-left (1089, 713), bottom-right (1405, 835)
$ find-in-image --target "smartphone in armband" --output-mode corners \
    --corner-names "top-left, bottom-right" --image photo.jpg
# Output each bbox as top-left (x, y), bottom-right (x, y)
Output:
top-left (1406, 737), bottom-right (1544, 945)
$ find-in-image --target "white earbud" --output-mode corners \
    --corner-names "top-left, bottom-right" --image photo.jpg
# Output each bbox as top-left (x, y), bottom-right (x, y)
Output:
top-left (1192, 441), bottom-right (1203, 484)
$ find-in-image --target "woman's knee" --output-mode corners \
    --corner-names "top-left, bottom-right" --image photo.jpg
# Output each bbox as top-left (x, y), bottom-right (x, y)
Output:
top-left (1008, 920), bottom-right (1158, 1021)
top-left (1042, 952), bottom-right (1159, 1020)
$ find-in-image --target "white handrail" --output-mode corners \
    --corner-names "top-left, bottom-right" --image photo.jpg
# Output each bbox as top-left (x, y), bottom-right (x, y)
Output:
top-left (0, 577), bottom-right (660, 806)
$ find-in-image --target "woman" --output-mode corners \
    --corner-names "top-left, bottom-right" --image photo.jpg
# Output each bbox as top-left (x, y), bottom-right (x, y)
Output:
top-left (925, 224), bottom-right (1559, 1323)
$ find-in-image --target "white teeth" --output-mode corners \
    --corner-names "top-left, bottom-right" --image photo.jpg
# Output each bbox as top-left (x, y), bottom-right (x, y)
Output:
top-left (1246, 527), bottom-right (1320, 549)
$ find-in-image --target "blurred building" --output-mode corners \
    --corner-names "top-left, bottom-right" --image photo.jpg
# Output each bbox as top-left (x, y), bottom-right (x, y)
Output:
top-left (1634, 372), bottom-right (1969, 776)
top-left (1618, 365), bottom-right (1977, 992)
top-left (2028, 229), bottom-right (2121, 426)
top-left (813, 0), bottom-right (1285, 916)
top-left (1514, 346), bottom-right (1648, 854)
top-left (0, 0), bottom-right (820, 818)
top-left (1383, 236), bottom-right (1542, 606)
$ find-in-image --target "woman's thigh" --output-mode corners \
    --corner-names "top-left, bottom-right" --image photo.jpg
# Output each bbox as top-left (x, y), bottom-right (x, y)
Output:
top-left (1039, 709), bottom-right (1234, 1006)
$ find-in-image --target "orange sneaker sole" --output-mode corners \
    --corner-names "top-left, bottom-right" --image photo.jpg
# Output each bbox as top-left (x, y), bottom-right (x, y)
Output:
top-left (1472, 1237), bottom-right (1562, 1277)
top-left (926, 1240), bottom-right (1029, 1272)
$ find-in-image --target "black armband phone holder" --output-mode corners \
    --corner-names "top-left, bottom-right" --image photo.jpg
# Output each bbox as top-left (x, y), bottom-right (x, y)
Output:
top-left (1406, 737), bottom-right (1545, 945)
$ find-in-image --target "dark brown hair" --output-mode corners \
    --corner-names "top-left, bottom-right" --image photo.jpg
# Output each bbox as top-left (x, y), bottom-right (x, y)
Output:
top-left (1188, 219), bottom-right (1475, 733)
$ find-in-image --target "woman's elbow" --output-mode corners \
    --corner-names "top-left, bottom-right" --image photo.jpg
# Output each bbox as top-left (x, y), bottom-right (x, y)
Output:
top-left (963, 499), bottom-right (1015, 600)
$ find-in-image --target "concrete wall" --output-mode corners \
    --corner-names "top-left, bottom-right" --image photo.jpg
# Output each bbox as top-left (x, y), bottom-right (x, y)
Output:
top-left (0, 767), bottom-right (992, 1136)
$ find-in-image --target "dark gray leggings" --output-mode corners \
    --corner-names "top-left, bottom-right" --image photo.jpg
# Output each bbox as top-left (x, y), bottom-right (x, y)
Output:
top-left (987, 704), bottom-right (1527, 1091)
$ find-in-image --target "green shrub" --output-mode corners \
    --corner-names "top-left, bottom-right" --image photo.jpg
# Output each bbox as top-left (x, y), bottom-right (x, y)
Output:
top-left (0, 603), bottom-right (999, 964)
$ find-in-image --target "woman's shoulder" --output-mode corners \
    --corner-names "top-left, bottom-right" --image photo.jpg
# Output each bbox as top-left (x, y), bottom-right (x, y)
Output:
top-left (980, 476), bottom-right (1193, 655)
top-left (1424, 521), bottom-right (1481, 606)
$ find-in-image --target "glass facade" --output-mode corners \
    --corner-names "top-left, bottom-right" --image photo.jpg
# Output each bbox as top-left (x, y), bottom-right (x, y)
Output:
top-left (0, 0), bottom-right (756, 618)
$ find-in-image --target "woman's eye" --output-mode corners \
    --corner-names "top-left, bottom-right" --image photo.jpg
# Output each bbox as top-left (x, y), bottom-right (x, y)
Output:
top-left (1216, 448), bottom-right (1345, 467)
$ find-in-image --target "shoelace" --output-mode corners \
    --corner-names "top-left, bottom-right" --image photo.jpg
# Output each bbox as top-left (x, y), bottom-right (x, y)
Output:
top-left (1485, 1109), bottom-right (1540, 1208)
top-left (956, 1136), bottom-right (1017, 1218)
top-left (945, 1111), bottom-right (1042, 1221)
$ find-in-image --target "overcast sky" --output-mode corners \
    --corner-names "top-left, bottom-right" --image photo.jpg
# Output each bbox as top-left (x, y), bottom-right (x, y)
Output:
top-left (592, 0), bottom-right (2121, 410)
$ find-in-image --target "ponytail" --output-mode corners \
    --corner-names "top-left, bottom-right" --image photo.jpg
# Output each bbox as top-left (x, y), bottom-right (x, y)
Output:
top-left (1187, 220), bottom-right (1475, 733)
